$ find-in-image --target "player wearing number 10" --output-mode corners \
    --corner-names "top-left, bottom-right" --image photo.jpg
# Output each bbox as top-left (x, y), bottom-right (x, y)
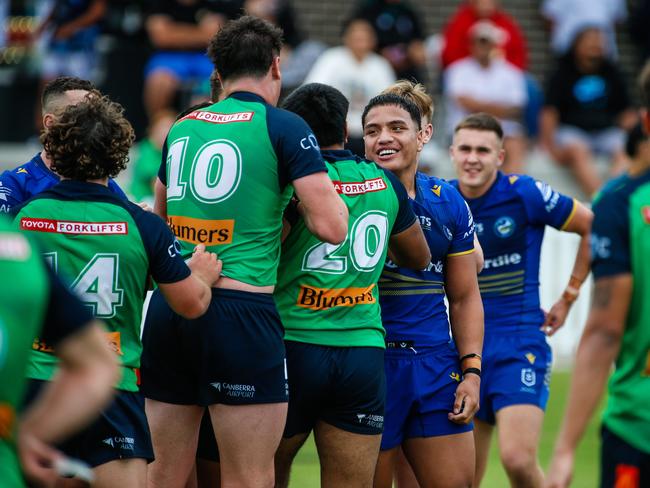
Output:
top-left (15, 94), bottom-right (220, 488)
top-left (273, 83), bottom-right (430, 488)
top-left (141, 16), bottom-right (348, 488)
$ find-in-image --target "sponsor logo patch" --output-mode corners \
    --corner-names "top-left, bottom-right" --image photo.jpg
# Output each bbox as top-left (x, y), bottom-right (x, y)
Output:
top-left (526, 352), bottom-right (536, 364)
top-left (521, 368), bottom-right (536, 387)
top-left (0, 403), bottom-right (15, 439)
top-left (614, 464), bottom-right (640, 488)
top-left (642, 206), bottom-right (650, 224)
top-left (210, 382), bottom-right (256, 399)
top-left (494, 216), bottom-right (515, 238)
top-left (356, 413), bottom-right (384, 429)
top-left (0, 182), bottom-right (11, 201)
top-left (297, 284), bottom-right (375, 310)
top-left (333, 177), bottom-right (387, 196)
top-left (431, 184), bottom-right (441, 197)
top-left (181, 110), bottom-right (253, 124)
top-left (102, 436), bottom-right (135, 450)
top-left (20, 218), bottom-right (127, 235)
top-left (167, 215), bottom-right (234, 245)
top-left (106, 332), bottom-right (123, 355)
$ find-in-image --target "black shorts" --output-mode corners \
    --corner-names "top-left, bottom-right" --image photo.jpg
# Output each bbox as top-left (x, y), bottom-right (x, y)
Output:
top-left (24, 380), bottom-right (153, 467)
top-left (600, 425), bottom-right (650, 487)
top-left (196, 409), bottom-right (219, 462)
top-left (140, 288), bottom-right (288, 406)
top-left (283, 341), bottom-right (385, 437)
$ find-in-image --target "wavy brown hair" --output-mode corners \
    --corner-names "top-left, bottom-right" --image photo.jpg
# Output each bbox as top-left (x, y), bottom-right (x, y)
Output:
top-left (42, 92), bottom-right (134, 180)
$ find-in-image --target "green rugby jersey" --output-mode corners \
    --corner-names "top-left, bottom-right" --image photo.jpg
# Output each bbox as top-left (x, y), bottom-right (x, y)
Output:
top-left (160, 92), bottom-right (326, 287)
top-left (275, 150), bottom-right (416, 348)
top-left (0, 217), bottom-right (93, 487)
top-left (16, 181), bottom-right (190, 392)
top-left (591, 169), bottom-right (650, 454)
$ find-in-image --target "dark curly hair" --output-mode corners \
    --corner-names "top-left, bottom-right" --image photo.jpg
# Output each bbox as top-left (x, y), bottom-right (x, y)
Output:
top-left (42, 93), bottom-right (134, 181)
top-left (207, 15), bottom-right (283, 82)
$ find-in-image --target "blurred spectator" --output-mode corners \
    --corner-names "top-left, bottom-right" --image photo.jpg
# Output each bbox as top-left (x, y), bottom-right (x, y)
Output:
top-left (352, 0), bottom-right (426, 82)
top-left (540, 27), bottom-right (636, 197)
top-left (444, 20), bottom-right (527, 173)
top-left (34, 0), bottom-right (107, 81)
top-left (143, 0), bottom-right (240, 119)
top-left (304, 17), bottom-right (395, 157)
top-left (541, 0), bottom-right (627, 59)
top-left (129, 108), bottom-right (175, 204)
top-left (629, 0), bottom-right (650, 62)
top-left (441, 0), bottom-right (527, 71)
top-left (243, 0), bottom-right (325, 95)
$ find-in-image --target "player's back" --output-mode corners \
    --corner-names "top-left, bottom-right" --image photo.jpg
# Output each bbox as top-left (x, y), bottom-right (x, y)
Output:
top-left (275, 151), bottom-right (404, 348)
top-left (0, 218), bottom-right (50, 487)
top-left (591, 169), bottom-right (650, 453)
top-left (16, 181), bottom-right (157, 392)
top-left (164, 92), bottom-right (324, 287)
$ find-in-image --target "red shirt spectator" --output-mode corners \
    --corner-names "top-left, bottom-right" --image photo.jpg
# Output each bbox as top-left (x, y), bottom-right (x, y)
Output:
top-left (441, 0), bottom-right (528, 70)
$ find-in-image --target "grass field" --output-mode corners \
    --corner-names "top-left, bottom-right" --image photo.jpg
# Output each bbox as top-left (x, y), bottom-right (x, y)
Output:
top-left (288, 371), bottom-right (604, 487)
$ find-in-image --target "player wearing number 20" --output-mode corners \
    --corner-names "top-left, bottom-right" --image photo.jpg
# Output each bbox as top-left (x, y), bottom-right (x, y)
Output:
top-left (273, 83), bottom-right (430, 488)
top-left (15, 94), bottom-right (220, 487)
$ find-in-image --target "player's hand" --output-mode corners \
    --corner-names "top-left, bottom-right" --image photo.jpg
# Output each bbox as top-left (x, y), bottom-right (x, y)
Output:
top-left (541, 298), bottom-right (570, 336)
top-left (448, 374), bottom-right (480, 424)
top-left (18, 430), bottom-right (63, 487)
top-left (189, 244), bottom-right (222, 287)
top-left (545, 448), bottom-right (575, 488)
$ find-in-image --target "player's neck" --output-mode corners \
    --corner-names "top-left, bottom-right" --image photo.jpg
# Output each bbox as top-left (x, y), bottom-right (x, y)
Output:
top-left (221, 77), bottom-right (279, 106)
top-left (60, 176), bottom-right (109, 187)
top-left (629, 158), bottom-right (650, 177)
top-left (395, 165), bottom-right (417, 199)
top-left (40, 149), bottom-right (53, 170)
top-left (320, 144), bottom-right (345, 151)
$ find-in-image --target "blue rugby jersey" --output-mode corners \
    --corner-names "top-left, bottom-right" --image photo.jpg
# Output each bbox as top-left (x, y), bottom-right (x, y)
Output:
top-left (379, 173), bottom-right (475, 346)
top-left (450, 172), bottom-right (576, 332)
top-left (0, 153), bottom-right (127, 214)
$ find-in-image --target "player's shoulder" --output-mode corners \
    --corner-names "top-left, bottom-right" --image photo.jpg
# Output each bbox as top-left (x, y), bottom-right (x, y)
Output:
top-left (417, 173), bottom-right (464, 205)
top-left (503, 173), bottom-right (547, 199)
top-left (594, 170), bottom-right (650, 212)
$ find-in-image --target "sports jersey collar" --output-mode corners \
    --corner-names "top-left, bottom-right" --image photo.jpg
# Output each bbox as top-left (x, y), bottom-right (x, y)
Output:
top-left (47, 180), bottom-right (124, 202)
top-left (462, 170), bottom-right (504, 203)
top-left (228, 91), bottom-right (267, 104)
top-left (29, 153), bottom-right (59, 182)
top-left (321, 149), bottom-right (361, 163)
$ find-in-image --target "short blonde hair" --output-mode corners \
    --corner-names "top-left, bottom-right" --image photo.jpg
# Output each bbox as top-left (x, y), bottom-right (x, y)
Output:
top-left (382, 80), bottom-right (434, 124)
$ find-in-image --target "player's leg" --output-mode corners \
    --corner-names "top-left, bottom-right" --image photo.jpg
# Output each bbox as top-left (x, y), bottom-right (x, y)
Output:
top-left (374, 448), bottom-right (400, 488)
top-left (402, 432), bottom-right (474, 488)
top-left (275, 433), bottom-right (310, 488)
top-left (395, 447), bottom-right (419, 488)
top-left (146, 400), bottom-right (204, 487)
top-left (93, 459), bottom-right (148, 488)
top-left (495, 405), bottom-right (544, 488)
top-left (314, 421), bottom-right (381, 488)
top-left (472, 419), bottom-right (494, 487)
top-left (209, 402), bottom-right (287, 487)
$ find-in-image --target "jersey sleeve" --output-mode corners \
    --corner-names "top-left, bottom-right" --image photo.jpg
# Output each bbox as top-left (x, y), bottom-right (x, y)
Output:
top-left (591, 191), bottom-right (630, 278)
top-left (266, 108), bottom-right (327, 189)
top-left (517, 176), bottom-right (576, 229)
top-left (0, 171), bottom-right (25, 214)
top-left (382, 168), bottom-right (416, 234)
top-left (448, 188), bottom-right (475, 256)
top-left (40, 262), bottom-right (94, 346)
top-left (131, 205), bottom-right (191, 284)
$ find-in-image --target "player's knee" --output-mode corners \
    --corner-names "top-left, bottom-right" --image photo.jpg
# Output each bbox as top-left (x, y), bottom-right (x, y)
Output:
top-left (500, 445), bottom-right (537, 479)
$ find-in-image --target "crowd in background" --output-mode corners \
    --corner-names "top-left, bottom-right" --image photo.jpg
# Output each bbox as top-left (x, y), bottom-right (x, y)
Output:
top-left (1, 0), bottom-right (650, 199)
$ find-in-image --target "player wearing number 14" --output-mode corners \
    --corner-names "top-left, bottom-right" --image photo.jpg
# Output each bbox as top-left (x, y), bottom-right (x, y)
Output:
top-left (15, 94), bottom-right (220, 488)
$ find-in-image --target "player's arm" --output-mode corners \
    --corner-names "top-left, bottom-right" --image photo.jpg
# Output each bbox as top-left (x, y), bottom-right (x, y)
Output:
top-left (473, 233), bottom-right (484, 273)
top-left (445, 251), bottom-right (484, 425)
top-left (157, 244), bottom-right (221, 319)
top-left (292, 175), bottom-right (348, 245)
top-left (154, 177), bottom-right (167, 220)
top-left (543, 201), bottom-right (593, 335)
top-left (546, 274), bottom-right (630, 488)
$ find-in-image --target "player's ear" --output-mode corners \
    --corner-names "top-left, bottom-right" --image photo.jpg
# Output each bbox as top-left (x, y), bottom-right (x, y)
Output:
top-left (43, 112), bottom-right (55, 130)
top-left (496, 145), bottom-right (506, 167)
top-left (344, 121), bottom-right (349, 144)
top-left (271, 56), bottom-right (281, 81)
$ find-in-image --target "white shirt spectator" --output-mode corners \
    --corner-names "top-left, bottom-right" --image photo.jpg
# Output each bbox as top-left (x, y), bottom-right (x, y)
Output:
top-left (305, 46), bottom-right (396, 138)
top-left (444, 56), bottom-right (527, 137)
top-left (541, 0), bottom-right (627, 58)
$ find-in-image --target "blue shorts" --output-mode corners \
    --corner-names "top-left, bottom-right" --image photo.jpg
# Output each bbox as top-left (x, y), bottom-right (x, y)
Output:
top-left (600, 425), bottom-right (650, 488)
top-left (144, 52), bottom-right (214, 82)
top-left (381, 342), bottom-right (473, 451)
top-left (476, 331), bottom-right (552, 425)
top-left (283, 341), bottom-right (385, 437)
top-left (140, 288), bottom-right (288, 406)
top-left (24, 380), bottom-right (153, 467)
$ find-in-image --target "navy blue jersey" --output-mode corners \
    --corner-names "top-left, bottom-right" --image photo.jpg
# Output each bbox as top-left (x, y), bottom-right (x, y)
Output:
top-left (379, 173), bottom-right (475, 346)
top-left (451, 172), bottom-right (576, 332)
top-left (0, 153), bottom-right (127, 214)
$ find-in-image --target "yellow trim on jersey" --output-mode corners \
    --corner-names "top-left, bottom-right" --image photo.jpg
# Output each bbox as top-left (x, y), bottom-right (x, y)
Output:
top-left (478, 277), bottom-right (524, 289)
top-left (478, 270), bottom-right (524, 281)
top-left (381, 270), bottom-right (444, 284)
top-left (447, 248), bottom-right (475, 257)
top-left (378, 282), bottom-right (444, 289)
top-left (560, 198), bottom-right (578, 231)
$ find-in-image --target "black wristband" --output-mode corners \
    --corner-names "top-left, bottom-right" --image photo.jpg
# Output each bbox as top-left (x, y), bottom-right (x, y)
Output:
top-left (463, 367), bottom-right (481, 378)
top-left (460, 353), bottom-right (482, 362)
